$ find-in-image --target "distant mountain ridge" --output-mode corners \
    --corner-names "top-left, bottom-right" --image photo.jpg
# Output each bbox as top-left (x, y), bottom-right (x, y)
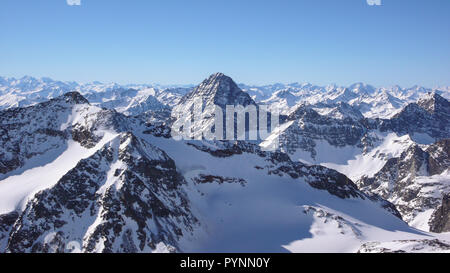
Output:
top-left (0, 73), bottom-right (450, 253)
top-left (0, 88), bottom-right (409, 253)
top-left (1, 75), bottom-right (449, 119)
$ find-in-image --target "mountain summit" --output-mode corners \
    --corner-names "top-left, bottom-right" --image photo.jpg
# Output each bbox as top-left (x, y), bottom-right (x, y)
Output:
top-left (180, 72), bottom-right (255, 108)
top-left (1, 78), bottom-right (450, 253)
top-left (418, 92), bottom-right (450, 114)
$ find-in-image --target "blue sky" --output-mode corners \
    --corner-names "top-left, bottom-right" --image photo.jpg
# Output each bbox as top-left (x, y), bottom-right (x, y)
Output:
top-left (0, 0), bottom-right (449, 87)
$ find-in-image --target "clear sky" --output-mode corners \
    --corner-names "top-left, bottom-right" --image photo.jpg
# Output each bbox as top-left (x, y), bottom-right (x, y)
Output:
top-left (1, 0), bottom-right (449, 87)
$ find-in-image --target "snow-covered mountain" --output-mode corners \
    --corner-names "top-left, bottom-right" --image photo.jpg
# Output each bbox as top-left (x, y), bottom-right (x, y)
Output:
top-left (242, 81), bottom-right (450, 119)
top-left (359, 140), bottom-right (450, 232)
top-left (1, 75), bottom-right (449, 120)
top-left (3, 132), bottom-right (197, 253)
top-left (180, 73), bottom-right (255, 109)
top-left (0, 73), bottom-right (449, 253)
top-left (0, 76), bottom-right (191, 117)
top-left (171, 73), bottom-right (257, 140)
top-left (262, 90), bottom-right (450, 234)
top-left (2, 75), bottom-right (449, 119)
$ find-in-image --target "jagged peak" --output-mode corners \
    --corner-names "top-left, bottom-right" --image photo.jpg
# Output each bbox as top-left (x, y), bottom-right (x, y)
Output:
top-left (180, 72), bottom-right (255, 107)
top-left (272, 88), bottom-right (296, 98)
top-left (118, 132), bottom-right (170, 162)
top-left (289, 101), bottom-right (363, 121)
top-left (201, 72), bottom-right (237, 88)
top-left (61, 91), bottom-right (90, 105)
top-left (418, 92), bottom-right (449, 111)
top-left (209, 72), bottom-right (227, 79)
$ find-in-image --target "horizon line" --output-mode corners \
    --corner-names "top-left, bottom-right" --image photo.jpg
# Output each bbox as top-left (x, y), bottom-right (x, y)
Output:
top-left (1, 73), bottom-right (449, 91)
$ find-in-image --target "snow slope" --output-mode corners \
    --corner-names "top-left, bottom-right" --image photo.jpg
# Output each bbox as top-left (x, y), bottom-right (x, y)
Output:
top-left (1, 74), bottom-right (450, 253)
top-left (136, 134), bottom-right (447, 253)
top-left (0, 134), bottom-right (116, 214)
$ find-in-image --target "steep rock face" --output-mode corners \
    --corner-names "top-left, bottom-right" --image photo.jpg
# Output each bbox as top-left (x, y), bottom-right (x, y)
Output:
top-left (0, 92), bottom-right (87, 175)
top-left (155, 87), bottom-right (191, 108)
top-left (259, 91), bottom-right (450, 233)
top-left (418, 92), bottom-right (450, 114)
top-left (379, 93), bottom-right (450, 139)
top-left (260, 94), bottom-right (449, 186)
top-left (1, 79), bottom-right (449, 252)
top-left (70, 107), bottom-right (130, 148)
top-left (0, 91), bottom-right (135, 178)
top-left (186, 140), bottom-right (401, 207)
top-left (172, 73), bottom-right (258, 140)
top-left (84, 87), bottom-right (170, 117)
top-left (245, 82), bottom-right (448, 119)
top-left (311, 102), bottom-right (364, 121)
top-left (179, 73), bottom-right (255, 109)
top-left (359, 144), bottom-right (430, 192)
top-left (2, 75), bottom-right (448, 119)
top-left (262, 102), bottom-right (373, 159)
top-left (358, 140), bottom-right (450, 230)
top-left (426, 139), bottom-right (450, 175)
top-left (1, 133), bottom-right (196, 253)
top-left (429, 194), bottom-right (450, 233)
top-left (358, 239), bottom-right (450, 253)
top-left (349, 89), bottom-right (405, 119)
top-left (0, 211), bottom-right (19, 251)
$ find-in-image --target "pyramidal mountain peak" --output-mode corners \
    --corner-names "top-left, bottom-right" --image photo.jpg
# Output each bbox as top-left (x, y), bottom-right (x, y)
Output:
top-left (418, 92), bottom-right (450, 113)
top-left (0, 74), bottom-right (450, 253)
top-left (61, 91), bottom-right (90, 105)
top-left (181, 72), bottom-right (256, 108)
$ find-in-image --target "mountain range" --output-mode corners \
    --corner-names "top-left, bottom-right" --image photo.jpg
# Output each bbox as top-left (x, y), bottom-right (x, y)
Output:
top-left (0, 73), bottom-right (449, 253)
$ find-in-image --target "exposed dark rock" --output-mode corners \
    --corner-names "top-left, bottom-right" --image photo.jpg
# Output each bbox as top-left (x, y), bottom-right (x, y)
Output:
top-left (426, 139), bottom-right (450, 176)
top-left (358, 239), bottom-right (450, 253)
top-left (180, 72), bottom-right (256, 108)
top-left (1, 133), bottom-right (197, 253)
top-left (429, 194), bottom-right (450, 233)
top-left (194, 174), bottom-right (246, 186)
top-left (379, 93), bottom-right (450, 139)
top-left (358, 139), bottom-right (450, 229)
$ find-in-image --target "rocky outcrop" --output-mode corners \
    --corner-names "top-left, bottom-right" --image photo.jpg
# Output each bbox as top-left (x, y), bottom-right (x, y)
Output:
top-left (179, 72), bottom-right (256, 109)
top-left (193, 174), bottom-right (246, 186)
top-left (358, 139), bottom-right (450, 231)
top-left (378, 93), bottom-right (450, 139)
top-left (0, 211), bottom-right (19, 250)
top-left (0, 93), bottom-right (85, 175)
top-left (426, 139), bottom-right (450, 175)
top-left (186, 139), bottom-right (394, 202)
top-left (1, 133), bottom-right (197, 253)
top-left (263, 93), bottom-right (450, 164)
top-left (358, 239), bottom-right (450, 253)
top-left (429, 194), bottom-right (450, 233)
top-left (262, 102), bottom-right (376, 159)
top-left (172, 73), bottom-right (258, 140)
top-left (0, 92), bottom-right (136, 176)
top-left (1, 77), bottom-right (448, 253)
